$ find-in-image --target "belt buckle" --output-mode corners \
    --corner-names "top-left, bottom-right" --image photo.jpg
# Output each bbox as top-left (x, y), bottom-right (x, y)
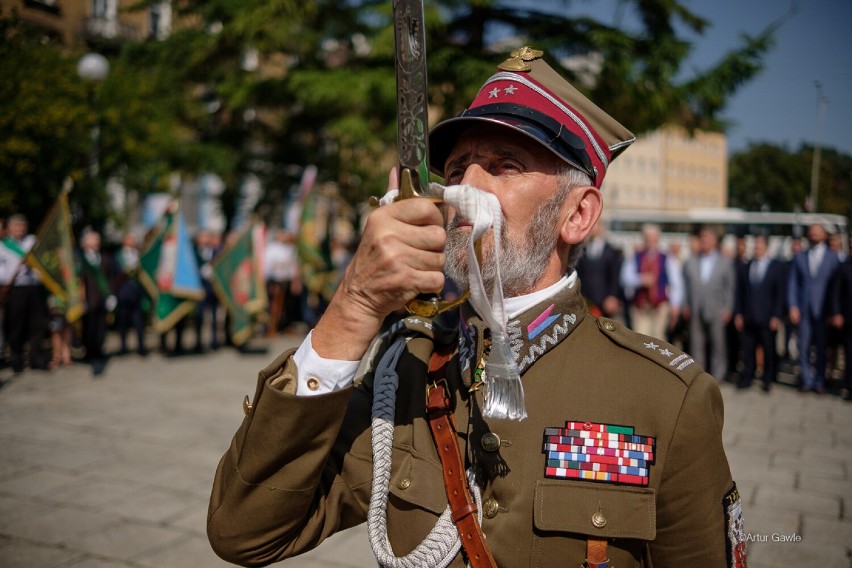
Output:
top-left (426, 378), bottom-right (450, 407)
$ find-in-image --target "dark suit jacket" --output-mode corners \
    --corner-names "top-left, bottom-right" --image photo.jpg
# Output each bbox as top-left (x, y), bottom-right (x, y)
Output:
top-left (829, 259), bottom-right (852, 328)
top-left (80, 251), bottom-right (115, 312)
top-left (735, 258), bottom-right (785, 326)
top-left (787, 248), bottom-right (840, 319)
top-left (576, 242), bottom-right (623, 315)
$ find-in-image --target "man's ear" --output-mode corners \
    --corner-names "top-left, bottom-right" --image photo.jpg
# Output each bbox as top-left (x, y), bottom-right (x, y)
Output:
top-left (559, 186), bottom-right (602, 245)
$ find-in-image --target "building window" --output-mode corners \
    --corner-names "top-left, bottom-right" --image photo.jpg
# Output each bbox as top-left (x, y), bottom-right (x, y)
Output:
top-left (92, 0), bottom-right (106, 17)
top-left (149, 1), bottom-right (172, 39)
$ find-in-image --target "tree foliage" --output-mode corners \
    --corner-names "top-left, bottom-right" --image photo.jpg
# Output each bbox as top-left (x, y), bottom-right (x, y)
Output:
top-left (2, 0), bottom-right (779, 229)
top-left (0, 16), bottom-right (92, 222)
top-left (728, 142), bottom-right (852, 218)
top-left (133, 0), bottom-right (778, 207)
top-left (0, 13), bottom-right (203, 233)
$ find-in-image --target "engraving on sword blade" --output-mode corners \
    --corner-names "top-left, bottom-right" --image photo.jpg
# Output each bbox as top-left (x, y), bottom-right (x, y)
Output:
top-left (394, 1), bottom-right (429, 178)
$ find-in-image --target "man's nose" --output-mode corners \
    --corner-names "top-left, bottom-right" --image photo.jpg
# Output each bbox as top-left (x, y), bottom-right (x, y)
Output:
top-left (460, 163), bottom-right (492, 190)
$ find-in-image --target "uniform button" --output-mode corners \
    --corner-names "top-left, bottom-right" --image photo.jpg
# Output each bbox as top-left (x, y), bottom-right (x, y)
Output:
top-left (481, 432), bottom-right (501, 452)
top-left (603, 321), bottom-right (615, 331)
top-left (306, 377), bottom-right (320, 391)
top-left (397, 478), bottom-right (411, 490)
top-left (592, 511), bottom-right (607, 528)
top-left (483, 497), bottom-right (499, 519)
top-left (242, 395), bottom-right (252, 415)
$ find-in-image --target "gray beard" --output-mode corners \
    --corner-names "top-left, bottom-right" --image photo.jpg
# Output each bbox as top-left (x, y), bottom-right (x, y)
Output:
top-left (444, 200), bottom-right (561, 298)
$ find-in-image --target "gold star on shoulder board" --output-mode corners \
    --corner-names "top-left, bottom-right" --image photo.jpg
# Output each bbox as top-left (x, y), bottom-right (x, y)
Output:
top-left (499, 46), bottom-right (544, 71)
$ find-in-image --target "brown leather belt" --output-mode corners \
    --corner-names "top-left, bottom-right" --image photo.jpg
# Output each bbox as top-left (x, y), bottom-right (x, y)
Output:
top-left (585, 537), bottom-right (610, 567)
top-left (427, 346), bottom-right (497, 568)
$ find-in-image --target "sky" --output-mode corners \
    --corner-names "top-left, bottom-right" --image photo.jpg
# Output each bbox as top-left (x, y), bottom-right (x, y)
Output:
top-left (514, 0), bottom-right (852, 156)
top-left (680, 0), bottom-right (852, 156)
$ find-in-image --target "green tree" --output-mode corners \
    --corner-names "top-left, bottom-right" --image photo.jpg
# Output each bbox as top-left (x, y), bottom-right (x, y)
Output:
top-left (0, 13), bottom-right (208, 233)
top-left (2, 0), bottom-right (778, 229)
top-left (728, 142), bottom-right (852, 218)
top-left (130, 0), bottom-right (778, 208)
top-left (0, 16), bottom-right (92, 224)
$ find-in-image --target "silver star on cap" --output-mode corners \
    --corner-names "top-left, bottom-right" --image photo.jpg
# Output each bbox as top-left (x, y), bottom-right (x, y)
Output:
top-left (504, 84), bottom-right (518, 95)
top-left (488, 87), bottom-right (500, 98)
top-left (659, 348), bottom-right (674, 357)
top-left (644, 341), bottom-right (659, 350)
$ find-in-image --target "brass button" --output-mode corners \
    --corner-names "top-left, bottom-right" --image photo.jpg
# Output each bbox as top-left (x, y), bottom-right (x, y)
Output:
top-left (397, 478), bottom-right (411, 490)
top-left (306, 377), bottom-right (320, 391)
top-left (481, 432), bottom-right (501, 452)
top-left (242, 395), bottom-right (252, 415)
top-left (603, 321), bottom-right (615, 332)
top-left (592, 511), bottom-right (607, 528)
top-left (483, 497), bottom-right (499, 519)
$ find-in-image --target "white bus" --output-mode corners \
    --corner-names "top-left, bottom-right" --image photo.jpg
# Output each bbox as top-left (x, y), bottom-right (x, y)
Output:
top-left (602, 207), bottom-right (849, 260)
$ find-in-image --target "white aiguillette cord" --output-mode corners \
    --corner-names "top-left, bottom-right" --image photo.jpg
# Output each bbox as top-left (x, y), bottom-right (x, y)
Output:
top-left (376, 183), bottom-right (526, 420)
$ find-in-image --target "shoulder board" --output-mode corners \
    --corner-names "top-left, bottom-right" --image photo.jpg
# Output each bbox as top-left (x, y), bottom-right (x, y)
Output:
top-left (595, 318), bottom-right (704, 386)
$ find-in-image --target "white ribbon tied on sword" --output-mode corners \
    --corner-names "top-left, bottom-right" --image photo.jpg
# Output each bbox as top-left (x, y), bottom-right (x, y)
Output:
top-left (376, 182), bottom-right (527, 420)
top-left (436, 183), bottom-right (526, 420)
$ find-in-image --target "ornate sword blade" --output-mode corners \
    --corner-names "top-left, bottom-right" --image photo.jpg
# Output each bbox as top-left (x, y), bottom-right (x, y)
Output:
top-left (393, 0), bottom-right (430, 197)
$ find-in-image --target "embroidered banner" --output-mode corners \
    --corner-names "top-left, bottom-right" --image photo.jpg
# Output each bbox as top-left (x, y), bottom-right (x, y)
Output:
top-left (542, 421), bottom-right (656, 486)
top-left (723, 484), bottom-right (748, 568)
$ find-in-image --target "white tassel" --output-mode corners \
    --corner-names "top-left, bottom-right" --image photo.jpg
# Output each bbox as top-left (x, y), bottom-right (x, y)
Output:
top-left (439, 183), bottom-right (526, 421)
top-left (483, 331), bottom-right (526, 420)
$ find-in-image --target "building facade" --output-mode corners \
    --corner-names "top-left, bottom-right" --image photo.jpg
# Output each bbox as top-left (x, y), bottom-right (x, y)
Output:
top-left (1, 0), bottom-right (172, 46)
top-left (603, 126), bottom-right (728, 211)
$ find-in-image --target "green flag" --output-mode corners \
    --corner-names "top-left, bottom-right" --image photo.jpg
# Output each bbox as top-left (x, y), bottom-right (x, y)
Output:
top-left (139, 200), bottom-right (204, 333)
top-left (210, 222), bottom-right (268, 346)
top-left (24, 192), bottom-right (84, 323)
top-left (296, 186), bottom-right (338, 305)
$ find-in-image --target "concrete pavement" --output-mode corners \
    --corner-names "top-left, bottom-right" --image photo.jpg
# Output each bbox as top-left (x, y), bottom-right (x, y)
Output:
top-left (0, 333), bottom-right (850, 568)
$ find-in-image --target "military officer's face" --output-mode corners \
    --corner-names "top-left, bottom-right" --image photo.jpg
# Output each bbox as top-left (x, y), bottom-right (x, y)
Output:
top-left (441, 124), bottom-right (573, 296)
top-left (443, 124), bottom-right (565, 234)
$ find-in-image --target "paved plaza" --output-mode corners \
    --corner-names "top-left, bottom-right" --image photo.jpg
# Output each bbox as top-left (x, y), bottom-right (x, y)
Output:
top-left (0, 333), bottom-right (850, 568)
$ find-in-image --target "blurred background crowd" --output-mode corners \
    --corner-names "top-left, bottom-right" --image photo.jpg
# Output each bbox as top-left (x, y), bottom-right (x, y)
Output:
top-left (577, 220), bottom-right (852, 399)
top-left (2, 196), bottom-right (851, 402)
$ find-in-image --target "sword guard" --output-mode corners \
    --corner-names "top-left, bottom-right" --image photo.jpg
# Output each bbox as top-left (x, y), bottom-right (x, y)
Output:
top-left (399, 167), bottom-right (424, 199)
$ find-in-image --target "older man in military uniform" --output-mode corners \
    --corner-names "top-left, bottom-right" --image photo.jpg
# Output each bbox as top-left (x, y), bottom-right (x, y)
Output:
top-left (208, 49), bottom-right (745, 568)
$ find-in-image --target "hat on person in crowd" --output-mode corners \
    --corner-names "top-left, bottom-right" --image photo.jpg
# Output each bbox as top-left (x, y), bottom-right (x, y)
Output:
top-left (429, 47), bottom-right (635, 188)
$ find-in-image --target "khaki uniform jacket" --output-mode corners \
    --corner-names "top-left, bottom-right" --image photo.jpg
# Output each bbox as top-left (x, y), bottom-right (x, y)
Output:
top-left (208, 282), bottom-right (742, 568)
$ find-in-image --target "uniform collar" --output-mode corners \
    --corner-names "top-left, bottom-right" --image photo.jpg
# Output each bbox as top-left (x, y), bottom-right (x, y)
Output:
top-left (460, 276), bottom-right (587, 383)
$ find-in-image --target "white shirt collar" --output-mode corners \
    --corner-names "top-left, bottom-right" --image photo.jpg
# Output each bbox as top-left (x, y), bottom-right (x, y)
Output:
top-left (505, 272), bottom-right (577, 320)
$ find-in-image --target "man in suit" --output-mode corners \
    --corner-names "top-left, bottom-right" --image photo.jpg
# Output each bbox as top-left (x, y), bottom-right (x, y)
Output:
top-left (829, 234), bottom-right (852, 401)
top-left (788, 223), bottom-right (841, 393)
top-left (193, 229), bottom-right (221, 352)
top-left (208, 48), bottom-right (743, 568)
top-left (734, 234), bottom-right (784, 391)
top-left (682, 226), bottom-right (736, 380)
top-left (79, 229), bottom-right (115, 374)
top-left (112, 231), bottom-right (147, 356)
top-left (575, 219), bottom-right (623, 319)
top-left (0, 214), bottom-right (50, 372)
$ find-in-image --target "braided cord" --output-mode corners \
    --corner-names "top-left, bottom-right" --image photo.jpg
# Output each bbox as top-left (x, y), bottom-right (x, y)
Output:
top-left (367, 333), bottom-right (482, 568)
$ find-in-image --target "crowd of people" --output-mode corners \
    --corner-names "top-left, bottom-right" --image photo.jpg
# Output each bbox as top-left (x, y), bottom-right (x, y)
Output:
top-left (577, 220), bottom-right (852, 400)
top-left (0, 214), bottom-right (318, 376)
top-left (2, 208), bottom-right (850, 399)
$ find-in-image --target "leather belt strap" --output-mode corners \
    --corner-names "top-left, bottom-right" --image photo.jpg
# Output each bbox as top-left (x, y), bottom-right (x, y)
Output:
top-left (426, 346), bottom-right (497, 568)
top-left (584, 537), bottom-right (609, 567)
